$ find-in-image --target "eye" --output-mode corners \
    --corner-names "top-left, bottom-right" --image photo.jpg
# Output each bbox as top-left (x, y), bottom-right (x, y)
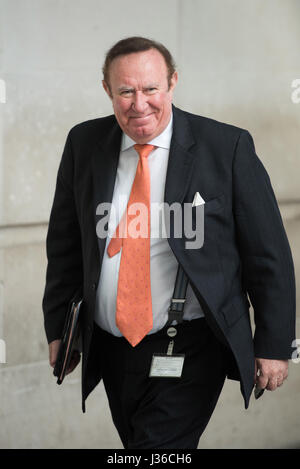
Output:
top-left (121, 90), bottom-right (133, 96)
top-left (146, 88), bottom-right (157, 94)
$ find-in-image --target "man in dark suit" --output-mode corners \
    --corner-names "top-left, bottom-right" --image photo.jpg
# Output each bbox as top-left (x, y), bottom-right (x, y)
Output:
top-left (43, 37), bottom-right (296, 449)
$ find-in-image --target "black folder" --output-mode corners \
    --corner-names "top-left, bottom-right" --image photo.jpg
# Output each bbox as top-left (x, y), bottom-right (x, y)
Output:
top-left (53, 293), bottom-right (83, 385)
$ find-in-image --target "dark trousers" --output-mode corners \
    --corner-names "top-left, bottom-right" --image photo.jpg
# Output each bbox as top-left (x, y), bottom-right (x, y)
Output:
top-left (92, 317), bottom-right (228, 449)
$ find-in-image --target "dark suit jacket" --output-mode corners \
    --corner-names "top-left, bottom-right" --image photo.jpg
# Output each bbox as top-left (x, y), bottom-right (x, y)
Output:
top-left (42, 104), bottom-right (296, 412)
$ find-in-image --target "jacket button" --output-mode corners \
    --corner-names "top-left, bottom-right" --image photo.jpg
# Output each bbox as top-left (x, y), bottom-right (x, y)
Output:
top-left (92, 282), bottom-right (96, 290)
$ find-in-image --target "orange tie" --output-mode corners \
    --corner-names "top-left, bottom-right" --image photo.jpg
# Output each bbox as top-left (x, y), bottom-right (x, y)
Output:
top-left (107, 144), bottom-right (156, 347)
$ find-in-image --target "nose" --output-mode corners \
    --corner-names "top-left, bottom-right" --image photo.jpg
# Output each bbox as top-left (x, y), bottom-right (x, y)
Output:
top-left (132, 90), bottom-right (148, 113)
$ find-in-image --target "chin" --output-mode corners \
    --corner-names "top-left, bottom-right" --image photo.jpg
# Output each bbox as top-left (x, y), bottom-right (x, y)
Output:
top-left (130, 125), bottom-right (155, 140)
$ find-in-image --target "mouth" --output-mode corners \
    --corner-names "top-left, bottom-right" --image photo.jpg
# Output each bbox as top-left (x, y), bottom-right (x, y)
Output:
top-left (130, 113), bottom-right (155, 122)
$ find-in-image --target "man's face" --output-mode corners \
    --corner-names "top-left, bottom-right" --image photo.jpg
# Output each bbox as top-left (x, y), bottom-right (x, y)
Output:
top-left (103, 48), bottom-right (178, 143)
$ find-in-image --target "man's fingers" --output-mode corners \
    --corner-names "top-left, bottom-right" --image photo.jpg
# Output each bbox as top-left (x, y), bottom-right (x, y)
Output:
top-left (49, 339), bottom-right (61, 368)
top-left (266, 375), bottom-right (278, 391)
top-left (276, 374), bottom-right (284, 387)
top-left (256, 374), bottom-right (268, 390)
top-left (255, 358), bottom-right (289, 392)
top-left (257, 372), bottom-right (287, 391)
top-left (260, 373), bottom-right (286, 391)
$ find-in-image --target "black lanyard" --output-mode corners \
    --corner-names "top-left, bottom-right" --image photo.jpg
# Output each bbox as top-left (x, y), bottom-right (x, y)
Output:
top-left (165, 265), bottom-right (189, 328)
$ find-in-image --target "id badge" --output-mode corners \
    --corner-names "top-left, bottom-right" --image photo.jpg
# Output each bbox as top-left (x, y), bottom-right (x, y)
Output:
top-left (149, 353), bottom-right (185, 378)
top-left (149, 326), bottom-right (185, 378)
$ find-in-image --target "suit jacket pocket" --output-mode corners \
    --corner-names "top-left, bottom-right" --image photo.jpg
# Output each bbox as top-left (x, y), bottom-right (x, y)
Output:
top-left (221, 293), bottom-right (250, 328)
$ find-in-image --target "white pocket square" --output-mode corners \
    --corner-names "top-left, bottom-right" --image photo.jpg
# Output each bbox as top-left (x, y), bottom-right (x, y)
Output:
top-left (192, 192), bottom-right (205, 207)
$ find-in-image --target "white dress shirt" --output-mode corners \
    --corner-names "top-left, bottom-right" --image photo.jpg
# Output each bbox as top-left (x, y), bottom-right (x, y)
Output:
top-left (94, 112), bottom-right (204, 337)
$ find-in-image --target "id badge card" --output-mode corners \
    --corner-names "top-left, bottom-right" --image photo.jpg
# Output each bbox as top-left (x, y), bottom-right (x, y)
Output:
top-left (149, 353), bottom-right (185, 378)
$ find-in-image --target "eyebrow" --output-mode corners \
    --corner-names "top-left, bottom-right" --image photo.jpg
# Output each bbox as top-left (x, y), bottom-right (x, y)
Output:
top-left (117, 84), bottom-right (160, 92)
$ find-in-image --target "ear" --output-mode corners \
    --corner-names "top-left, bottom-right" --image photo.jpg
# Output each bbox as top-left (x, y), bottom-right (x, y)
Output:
top-left (102, 80), bottom-right (113, 99)
top-left (169, 71), bottom-right (178, 92)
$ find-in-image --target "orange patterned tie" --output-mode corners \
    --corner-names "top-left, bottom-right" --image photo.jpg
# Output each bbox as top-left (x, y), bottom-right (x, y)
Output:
top-left (107, 144), bottom-right (156, 346)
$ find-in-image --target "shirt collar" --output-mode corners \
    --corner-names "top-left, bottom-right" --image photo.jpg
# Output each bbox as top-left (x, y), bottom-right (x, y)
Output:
top-left (121, 112), bottom-right (173, 152)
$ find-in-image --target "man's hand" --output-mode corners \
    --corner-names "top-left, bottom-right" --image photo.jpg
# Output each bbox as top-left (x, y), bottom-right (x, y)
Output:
top-left (49, 339), bottom-right (81, 376)
top-left (254, 358), bottom-right (288, 391)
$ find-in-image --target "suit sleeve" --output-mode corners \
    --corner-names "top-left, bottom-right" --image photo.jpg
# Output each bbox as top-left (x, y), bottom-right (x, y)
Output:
top-left (42, 130), bottom-right (83, 344)
top-left (232, 130), bottom-right (296, 359)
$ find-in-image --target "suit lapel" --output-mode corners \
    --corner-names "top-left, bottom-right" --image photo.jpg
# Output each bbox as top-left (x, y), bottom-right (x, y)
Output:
top-left (91, 117), bottom-right (122, 259)
top-left (164, 105), bottom-right (196, 207)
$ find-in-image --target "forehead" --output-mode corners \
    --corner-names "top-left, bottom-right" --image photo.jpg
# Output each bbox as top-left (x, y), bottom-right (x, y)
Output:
top-left (109, 49), bottom-right (168, 86)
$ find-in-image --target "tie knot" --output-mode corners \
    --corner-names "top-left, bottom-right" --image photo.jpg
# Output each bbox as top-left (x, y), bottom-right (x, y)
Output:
top-left (134, 144), bottom-right (156, 159)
